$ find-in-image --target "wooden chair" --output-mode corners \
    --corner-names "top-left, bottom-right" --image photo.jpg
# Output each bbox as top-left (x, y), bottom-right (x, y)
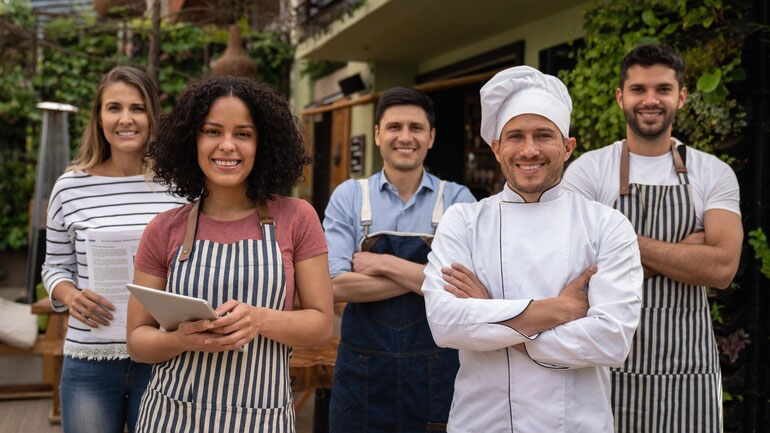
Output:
top-left (289, 336), bottom-right (338, 411)
top-left (287, 302), bottom-right (344, 433)
top-left (0, 298), bottom-right (66, 423)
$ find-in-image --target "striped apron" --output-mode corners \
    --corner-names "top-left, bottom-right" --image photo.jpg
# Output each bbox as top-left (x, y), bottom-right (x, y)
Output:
top-left (611, 141), bottom-right (722, 433)
top-left (136, 200), bottom-right (294, 433)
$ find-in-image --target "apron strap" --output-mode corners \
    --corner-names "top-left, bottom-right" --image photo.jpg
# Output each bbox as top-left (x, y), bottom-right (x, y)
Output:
top-left (671, 140), bottom-right (688, 174)
top-left (177, 199), bottom-right (274, 263)
top-left (358, 178), bottom-right (372, 236)
top-left (178, 199), bottom-right (201, 262)
top-left (619, 139), bottom-right (688, 196)
top-left (256, 200), bottom-right (274, 225)
top-left (431, 180), bottom-right (446, 230)
top-left (620, 140), bottom-right (631, 196)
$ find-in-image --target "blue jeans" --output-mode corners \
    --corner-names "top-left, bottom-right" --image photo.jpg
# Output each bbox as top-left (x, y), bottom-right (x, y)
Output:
top-left (60, 356), bottom-right (152, 433)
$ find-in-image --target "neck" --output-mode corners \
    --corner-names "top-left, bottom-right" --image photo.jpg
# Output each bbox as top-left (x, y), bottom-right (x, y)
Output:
top-left (508, 179), bottom-right (560, 203)
top-left (94, 151), bottom-right (144, 176)
top-left (626, 126), bottom-right (672, 157)
top-left (383, 165), bottom-right (423, 203)
top-left (201, 183), bottom-right (256, 221)
top-left (515, 189), bottom-right (541, 203)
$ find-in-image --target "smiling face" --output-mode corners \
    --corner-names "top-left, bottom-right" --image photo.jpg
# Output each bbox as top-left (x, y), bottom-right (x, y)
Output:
top-left (374, 104), bottom-right (435, 174)
top-left (617, 64), bottom-right (686, 141)
top-left (99, 81), bottom-right (149, 157)
top-left (197, 96), bottom-right (258, 194)
top-left (491, 114), bottom-right (575, 202)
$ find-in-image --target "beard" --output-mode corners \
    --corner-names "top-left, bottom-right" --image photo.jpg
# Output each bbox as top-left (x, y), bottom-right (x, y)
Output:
top-left (623, 105), bottom-right (676, 139)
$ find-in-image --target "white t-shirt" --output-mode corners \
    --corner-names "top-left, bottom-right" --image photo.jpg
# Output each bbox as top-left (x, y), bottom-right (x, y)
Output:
top-left (562, 139), bottom-right (740, 231)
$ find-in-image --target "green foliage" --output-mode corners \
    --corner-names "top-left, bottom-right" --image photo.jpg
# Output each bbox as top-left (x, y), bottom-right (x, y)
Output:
top-left (723, 390), bottom-right (743, 402)
top-left (299, 60), bottom-right (346, 80)
top-left (710, 300), bottom-right (724, 324)
top-left (0, 0), bottom-right (294, 250)
top-left (748, 228), bottom-right (770, 279)
top-left (245, 32), bottom-right (295, 92)
top-left (299, 0), bottom-right (368, 42)
top-left (676, 91), bottom-right (746, 154)
top-left (0, 148), bottom-right (36, 251)
top-left (561, 0), bottom-right (748, 155)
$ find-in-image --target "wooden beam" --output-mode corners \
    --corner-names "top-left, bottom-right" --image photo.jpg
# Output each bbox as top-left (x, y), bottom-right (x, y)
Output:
top-left (301, 93), bottom-right (378, 116)
top-left (299, 69), bottom-right (500, 117)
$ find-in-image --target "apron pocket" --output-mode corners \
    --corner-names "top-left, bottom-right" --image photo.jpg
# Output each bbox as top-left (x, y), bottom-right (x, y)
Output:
top-left (329, 351), bottom-right (369, 431)
top-left (139, 386), bottom-right (294, 432)
top-left (427, 350), bottom-right (459, 423)
top-left (370, 293), bottom-right (427, 331)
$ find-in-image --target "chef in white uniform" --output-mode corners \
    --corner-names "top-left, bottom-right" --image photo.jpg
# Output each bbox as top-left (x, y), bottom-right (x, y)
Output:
top-left (422, 65), bottom-right (644, 433)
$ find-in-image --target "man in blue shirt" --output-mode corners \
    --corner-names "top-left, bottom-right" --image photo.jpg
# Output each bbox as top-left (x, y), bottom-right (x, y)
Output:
top-left (323, 86), bottom-right (476, 432)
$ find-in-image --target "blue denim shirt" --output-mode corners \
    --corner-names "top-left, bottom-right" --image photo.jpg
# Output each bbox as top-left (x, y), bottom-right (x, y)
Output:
top-left (323, 170), bottom-right (476, 278)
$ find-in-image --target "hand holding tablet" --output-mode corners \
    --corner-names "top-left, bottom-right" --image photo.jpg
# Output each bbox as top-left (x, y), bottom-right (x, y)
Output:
top-left (127, 283), bottom-right (245, 352)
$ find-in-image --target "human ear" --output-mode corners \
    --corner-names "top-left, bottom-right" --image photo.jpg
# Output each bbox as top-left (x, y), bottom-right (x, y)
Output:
top-left (563, 137), bottom-right (577, 161)
top-left (490, 140), bottom-right (502, 163)
top-left (678, 86), bottom-right (687, 109)
top-left (615, 88), bottom-right (623, 109)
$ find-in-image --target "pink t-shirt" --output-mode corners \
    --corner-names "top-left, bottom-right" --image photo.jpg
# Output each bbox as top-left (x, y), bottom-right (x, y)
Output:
top-left (135, 196), bottom-right (327, 310)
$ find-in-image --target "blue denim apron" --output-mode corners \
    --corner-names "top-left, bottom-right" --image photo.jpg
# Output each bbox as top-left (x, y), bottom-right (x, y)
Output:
top-left (329, 180), bottom-right (458, 433)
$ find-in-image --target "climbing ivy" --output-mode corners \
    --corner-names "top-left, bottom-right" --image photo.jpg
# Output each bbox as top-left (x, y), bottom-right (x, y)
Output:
top-left (748, 229), bottom-right (770, 280)
top-left (0, 0), bottom-right (294, 251)
top-left (562, 0), bottom-right (748, 155)
top-left (563, 2), bottom-right (757, 429)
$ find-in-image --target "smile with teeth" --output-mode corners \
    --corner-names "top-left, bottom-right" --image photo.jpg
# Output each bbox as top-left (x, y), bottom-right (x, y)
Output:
top-left (395, 148), bottom-right (416, 154)
top-left (117, 131), bottom-right (138, 136)
top-left (637, 110), bottom-right (663, 119)
top-left (517, 163), bottom-right (544, 172)
top-left (214, 159), bottom-right (240, 167)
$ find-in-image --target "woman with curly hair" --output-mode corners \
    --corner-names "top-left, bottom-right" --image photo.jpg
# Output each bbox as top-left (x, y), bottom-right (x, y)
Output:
top-left (41, 66), bottom-right (186, 433)
top-left (126, 75), bottom-right (333, 432)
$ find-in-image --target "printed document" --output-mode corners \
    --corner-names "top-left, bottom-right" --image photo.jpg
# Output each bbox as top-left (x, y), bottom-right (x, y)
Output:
top-left (85, 229), bottom-right (143, 340)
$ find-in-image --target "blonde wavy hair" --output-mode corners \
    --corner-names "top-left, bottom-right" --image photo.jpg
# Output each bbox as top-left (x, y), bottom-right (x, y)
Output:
top-left (68, 66), bottom-right (160, 172)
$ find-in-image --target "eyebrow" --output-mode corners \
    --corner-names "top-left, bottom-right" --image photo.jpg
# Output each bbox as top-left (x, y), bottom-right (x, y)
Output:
top-left (627, 82), bottom-right (675, 88)
top-left (385, 120), bottom-right (426, 127)
top-left (505, 127), bottom-right (557, 134)
top-left (202, 121), bottom-right (255, 129)
top-left (103, 101), bottom-right (146, 109)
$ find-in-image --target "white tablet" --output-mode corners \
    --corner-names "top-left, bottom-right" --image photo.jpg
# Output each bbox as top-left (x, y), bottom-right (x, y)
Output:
top-left (127, 283), bottom-right (219, 331)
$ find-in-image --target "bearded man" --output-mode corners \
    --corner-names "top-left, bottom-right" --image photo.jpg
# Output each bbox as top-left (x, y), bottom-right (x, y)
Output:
top-left (563, 43), bottom-right (743, 433)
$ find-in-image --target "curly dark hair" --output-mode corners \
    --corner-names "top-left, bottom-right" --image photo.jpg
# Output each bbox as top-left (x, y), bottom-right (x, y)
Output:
top-left (147, 76), bottom-right (311, 202)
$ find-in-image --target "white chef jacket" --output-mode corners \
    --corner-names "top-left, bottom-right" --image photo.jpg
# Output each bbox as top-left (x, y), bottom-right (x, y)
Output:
top-left (423, 182), bottom-right (643, 433)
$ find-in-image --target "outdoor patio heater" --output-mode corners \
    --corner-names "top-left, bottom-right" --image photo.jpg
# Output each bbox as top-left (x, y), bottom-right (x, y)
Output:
top-left (26, 102), bottom-right (77, 303)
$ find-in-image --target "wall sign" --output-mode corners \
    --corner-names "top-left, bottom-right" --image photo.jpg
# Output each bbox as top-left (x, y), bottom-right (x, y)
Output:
top-left (349, 134), bottom-right (365, 177)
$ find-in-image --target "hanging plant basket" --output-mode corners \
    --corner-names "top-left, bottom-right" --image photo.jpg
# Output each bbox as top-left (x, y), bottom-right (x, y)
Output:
top-left (211, 25), bottom-right (257, 78)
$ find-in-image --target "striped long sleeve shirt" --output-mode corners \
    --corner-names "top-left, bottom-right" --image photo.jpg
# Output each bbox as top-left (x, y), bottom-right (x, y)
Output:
top-left (41, 171), bottom-right (186, 360)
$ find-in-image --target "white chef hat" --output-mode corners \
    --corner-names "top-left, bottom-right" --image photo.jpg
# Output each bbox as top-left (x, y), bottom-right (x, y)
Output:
top-left (479, 65), bottom-right (572, 145)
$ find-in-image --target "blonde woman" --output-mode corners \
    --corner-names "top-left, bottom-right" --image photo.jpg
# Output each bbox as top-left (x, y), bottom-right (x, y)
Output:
top-left (41, 66), bottom-right (185, 433)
